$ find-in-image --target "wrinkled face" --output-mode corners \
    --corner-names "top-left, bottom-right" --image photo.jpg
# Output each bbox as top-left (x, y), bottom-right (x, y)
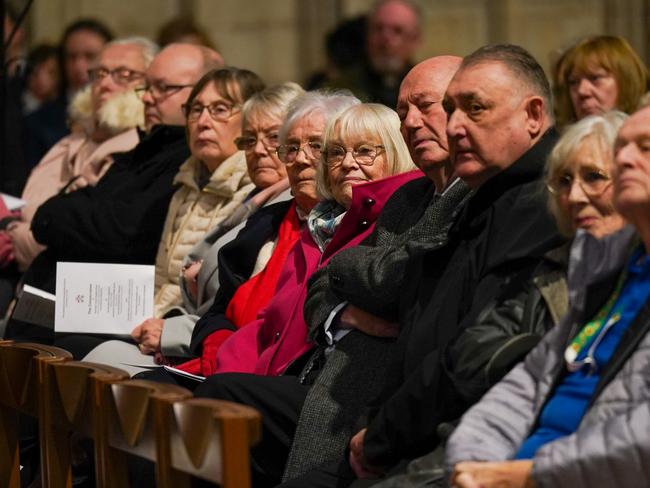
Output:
top-left (613, 107), bottom-right (650, 222)
top-left (569, 63), bottom-right (619, 120)
top-left (90, 44), bottom-right (146, 112)
top-left (367, 0), bottom-right (419, 75)
top-left (397, 66), bottom-right (449, 176)
top-left (141, 47), bottom-right (202, 130)
top-left (326, 125), bottom-right (389, 208)
top-left (553, 137), bottom-right (624, 238)
top-left (64, 30), bottom-right (107, 91)
top-left (187, 82), bottom-right (242, 169)
top-left (443, 61), bottom-right (536, 188)
top-left (28, 57), bottom-right (59, 101)
top-left (241, 112), bottom-right (287, 188)
top-left (285, 113), bottom-right (325, 213)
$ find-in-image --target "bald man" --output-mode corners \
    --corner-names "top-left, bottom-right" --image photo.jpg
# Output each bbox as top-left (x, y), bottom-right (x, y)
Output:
top-left (7, 43), bottom-right (224, 345)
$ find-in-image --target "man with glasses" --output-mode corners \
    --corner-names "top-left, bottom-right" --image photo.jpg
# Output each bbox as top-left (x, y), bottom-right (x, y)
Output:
top-left (137, 44), bottom-right (223, 131)
top-left (0, 37), bottom-right (156, 315)
top-left (6, 43), bottom-right (224, 346)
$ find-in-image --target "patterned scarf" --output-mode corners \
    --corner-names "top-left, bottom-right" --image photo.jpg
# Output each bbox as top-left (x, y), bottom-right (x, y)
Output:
top-left (307, 200), bottom-right (347, 252)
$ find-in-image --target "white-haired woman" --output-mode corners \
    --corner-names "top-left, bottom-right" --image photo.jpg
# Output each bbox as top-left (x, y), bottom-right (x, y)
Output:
top-left (171, 90), bottom-right (363, 377)
top-left (188, 102), bottom-right (418, 378)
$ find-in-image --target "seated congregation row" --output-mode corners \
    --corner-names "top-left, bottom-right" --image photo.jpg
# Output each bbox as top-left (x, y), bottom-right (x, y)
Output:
top-left (2, 32), bottom-right (649, 488)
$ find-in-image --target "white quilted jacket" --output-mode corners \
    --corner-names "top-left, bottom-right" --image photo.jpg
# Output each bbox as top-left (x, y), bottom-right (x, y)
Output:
top-left (153, 151), bottom-right (253, 317)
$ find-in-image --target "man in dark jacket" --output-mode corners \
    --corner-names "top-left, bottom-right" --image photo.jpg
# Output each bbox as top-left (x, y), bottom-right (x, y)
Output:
top-left (340, 44), bottom-right (564, 484)
top-left (5, 43), bottom-right (223, 343)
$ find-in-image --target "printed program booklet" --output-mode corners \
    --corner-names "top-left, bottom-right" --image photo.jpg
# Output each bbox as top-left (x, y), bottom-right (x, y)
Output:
top-left (12, 284), bottom-right (56, 328)
top-left (54, 262), bottom-right (154, 335)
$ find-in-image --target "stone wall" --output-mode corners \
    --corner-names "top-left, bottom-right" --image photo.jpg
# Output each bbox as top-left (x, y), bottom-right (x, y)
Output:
top-left (20, 0), bottom-right (650, 87)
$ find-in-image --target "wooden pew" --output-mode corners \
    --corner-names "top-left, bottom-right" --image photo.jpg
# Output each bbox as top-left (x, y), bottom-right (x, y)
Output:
top-left (163, 397), bottom-right (261, 488)
top-left (1, 341), bottom-right (262, 488)
top-left (0, 341), bottom-right (72, 488)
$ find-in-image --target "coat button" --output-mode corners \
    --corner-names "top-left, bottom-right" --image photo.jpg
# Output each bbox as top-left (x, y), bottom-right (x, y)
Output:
top-left (274, 332), bottom-right (281, 342)
top-left (363, 197), bottom-right (376, 207)
top-left (359, 220), bottom-right (370, 228)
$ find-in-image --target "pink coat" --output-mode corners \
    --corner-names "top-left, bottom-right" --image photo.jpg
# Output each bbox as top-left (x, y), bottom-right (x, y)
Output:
top-left (214, 170), bottom-right (421, 377)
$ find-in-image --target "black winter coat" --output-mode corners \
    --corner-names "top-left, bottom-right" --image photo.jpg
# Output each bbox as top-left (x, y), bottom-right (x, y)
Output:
top-left (189, 199), bottom-right (294, 353)
top-left (26, 125), bottom-right (189, 292)
top-left (362, 129), bottom-right (565, 467)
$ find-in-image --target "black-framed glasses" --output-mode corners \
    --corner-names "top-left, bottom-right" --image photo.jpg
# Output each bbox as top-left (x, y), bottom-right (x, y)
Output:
top-left (182, 102), bottom-right (241, 122)
top-left (135, 82), bottom-right (193, 101)
top-left (276, 141), bottom-right (323, 164)
top-left (234, 133), bottom-right (280, 152)
top-left (546, 169), bottom-right (612, 197)
top-left (88, 67), bottom-right (145, 85)
top-left (325, 144), bottom-right (385, 167)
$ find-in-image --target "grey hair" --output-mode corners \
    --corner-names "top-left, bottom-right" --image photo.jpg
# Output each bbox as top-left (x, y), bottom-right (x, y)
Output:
top-left (545, 110), bottom-right (628, 236)
top-left (242, 82), bottom-right (305, 129)
top-left (279, 89), bottom-right (360, 144)
top-left (317, 103), bottom-right (416, 202)
top-left (462, 43), bottom-right (554, 119)
top-left (105, 36), bottom-right (159, 67)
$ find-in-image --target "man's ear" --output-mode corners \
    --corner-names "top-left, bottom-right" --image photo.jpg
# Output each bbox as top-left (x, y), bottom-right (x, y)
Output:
top-left (524, 96), bottom-right (546, 137)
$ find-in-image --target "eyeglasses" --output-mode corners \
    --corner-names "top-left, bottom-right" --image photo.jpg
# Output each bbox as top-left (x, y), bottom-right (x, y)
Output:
top-left (276, 141), bottom-right (323, 164)
top-left (234, 133), bottom-right (280, 152)
top-left (88, 67), bottom-right (145, 85)
top-left (546, 169), bottom-right (612, 197)
top-left (325, 144), bottom-right (385, 167)
top-left (182, 102), bottom-right (241, 122)
top-left (135, 82), bottom-right (193, 101)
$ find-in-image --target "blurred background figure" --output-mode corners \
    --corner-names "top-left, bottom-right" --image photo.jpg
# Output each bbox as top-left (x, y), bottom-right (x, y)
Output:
top-left (23, 18), bottom-right (113, 169)
top-left (553, 35), bottom-right (649, 128)
top-left (4, 6), bottom-right (26, 76)
top-left (326, 0), bottom-right (421, 107)
top-left (305, 15), bottom-right (367, 90)
top-left (22, 44), bottom-right (60, 115)
top-left (156, 16), bottom-right (215, 49)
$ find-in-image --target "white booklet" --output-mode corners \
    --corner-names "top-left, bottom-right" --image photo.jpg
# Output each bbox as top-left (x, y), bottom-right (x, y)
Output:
top-left (12, 284), bottom-right (56, 328)
top-left (0, 193), bottom-right (26, 211)
top-left (55, 262), bottom-right (154, 335)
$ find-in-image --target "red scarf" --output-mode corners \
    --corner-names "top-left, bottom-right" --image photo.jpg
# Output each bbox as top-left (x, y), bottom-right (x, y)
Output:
top-left (225, 201), bottom-right (302, 327)
top-left (177, 202), bottom-right (303, 376)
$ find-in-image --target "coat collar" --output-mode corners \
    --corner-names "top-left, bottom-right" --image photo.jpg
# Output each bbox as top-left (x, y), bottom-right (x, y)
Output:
top-left (321, 170), bottom-right (423, 262)
top-left (466, 128), bottom-right (558, 217)
top-left (173, 150), bottom-right (251, 197)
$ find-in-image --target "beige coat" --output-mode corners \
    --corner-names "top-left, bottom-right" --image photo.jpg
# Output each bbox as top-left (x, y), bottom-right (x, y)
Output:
top-left (8, 87), bottom-right (143, 270)
top-left (153, 151), bottom-right (254, 317)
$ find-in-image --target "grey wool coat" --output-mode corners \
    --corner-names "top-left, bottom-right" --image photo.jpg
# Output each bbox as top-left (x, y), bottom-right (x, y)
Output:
top-left (283, 176), bottom-right (472, 481)
top-left (445, 225), bottom-right (650, 488)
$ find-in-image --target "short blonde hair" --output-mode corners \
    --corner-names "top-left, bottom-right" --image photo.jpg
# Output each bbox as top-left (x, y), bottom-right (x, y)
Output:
top-left (317, 103), bottom-right (415, 201)
top-left (545, 110), bottom-right (627, 236)
top-left (241, 82), bottom-right (304, 129)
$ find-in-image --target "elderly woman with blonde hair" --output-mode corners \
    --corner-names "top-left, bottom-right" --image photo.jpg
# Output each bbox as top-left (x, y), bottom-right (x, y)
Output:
top-left (205, 101), bottom-right (418, 377)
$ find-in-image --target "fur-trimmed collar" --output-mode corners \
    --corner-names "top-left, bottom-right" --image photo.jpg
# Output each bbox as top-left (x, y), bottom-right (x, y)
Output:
top-left (68, 85), bottom-right (145, 136)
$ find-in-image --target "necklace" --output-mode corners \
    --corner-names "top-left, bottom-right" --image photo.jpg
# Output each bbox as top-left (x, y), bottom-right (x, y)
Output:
top-left (564, 269), bottom-right (627, 373)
